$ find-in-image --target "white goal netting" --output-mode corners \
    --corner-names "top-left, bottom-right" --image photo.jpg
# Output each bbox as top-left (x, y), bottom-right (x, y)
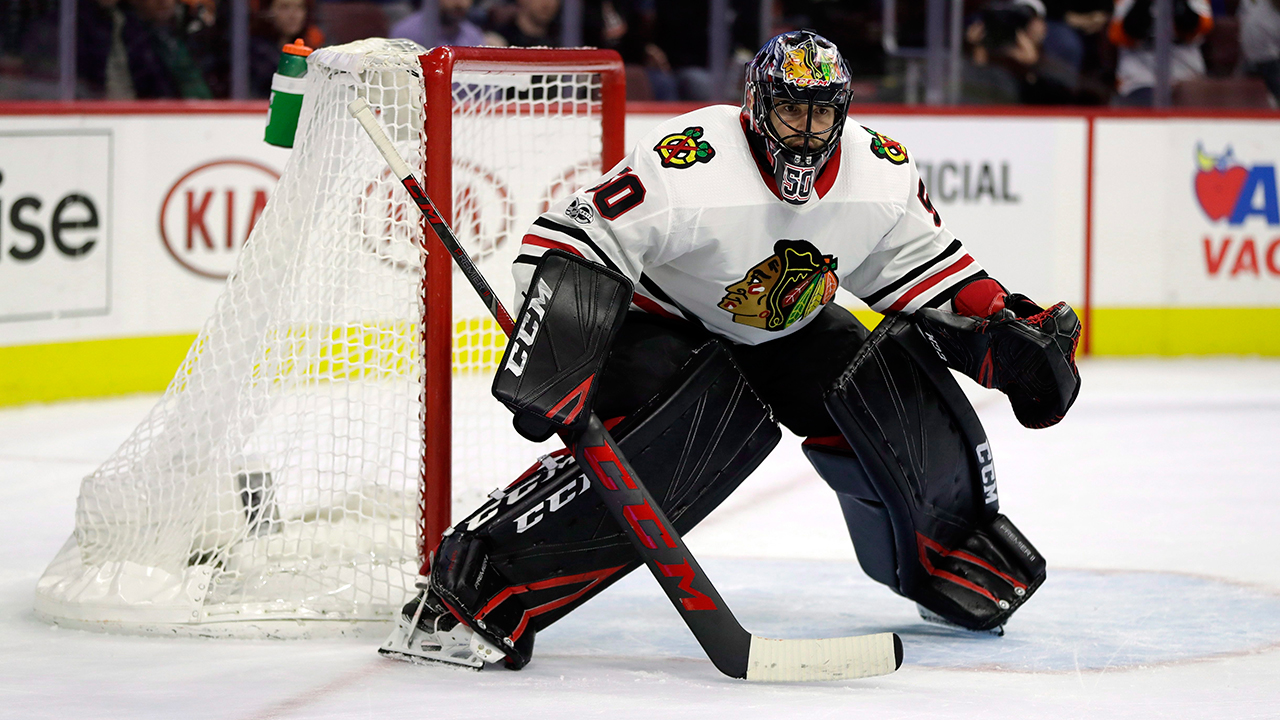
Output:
top-left (35, 39), bottom-right (611, 636)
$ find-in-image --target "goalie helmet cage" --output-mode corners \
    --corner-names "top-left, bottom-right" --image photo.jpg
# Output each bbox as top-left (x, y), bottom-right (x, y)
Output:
top-left (33, 40), bottom-right (626, 637)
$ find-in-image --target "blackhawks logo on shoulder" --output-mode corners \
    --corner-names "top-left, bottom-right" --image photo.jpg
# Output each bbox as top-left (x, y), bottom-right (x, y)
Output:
top-left (654, 126), bottom-right (716, 169)
top-left (863, 126), bottom-right (908, 165)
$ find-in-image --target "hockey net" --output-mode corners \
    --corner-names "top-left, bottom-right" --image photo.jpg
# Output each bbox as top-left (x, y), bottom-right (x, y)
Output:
top-left (34, 40), bottom-right (625, 636)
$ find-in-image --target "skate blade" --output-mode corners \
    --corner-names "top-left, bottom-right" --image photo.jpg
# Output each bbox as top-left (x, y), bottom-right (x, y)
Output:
top-left (378, 617), bottom-right (487, 670)
top-left (917, 604), bottom-right (1005, 637)
top-left (378, 646), bottom-right (484, 671)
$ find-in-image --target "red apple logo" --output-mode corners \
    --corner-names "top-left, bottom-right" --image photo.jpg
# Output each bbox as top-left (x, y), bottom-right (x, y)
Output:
top-left (1194, 145), bottom-right (1248, 222)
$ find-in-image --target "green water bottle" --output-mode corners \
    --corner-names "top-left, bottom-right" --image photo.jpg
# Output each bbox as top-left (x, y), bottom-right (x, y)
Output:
top-left (264, 39), bottom-right (313, 148)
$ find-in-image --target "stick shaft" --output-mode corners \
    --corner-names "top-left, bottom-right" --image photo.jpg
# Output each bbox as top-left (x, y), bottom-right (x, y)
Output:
top-left (349, 98), bottom-right (514, 335)
top-left (573, 415), bottom-right (752, 677)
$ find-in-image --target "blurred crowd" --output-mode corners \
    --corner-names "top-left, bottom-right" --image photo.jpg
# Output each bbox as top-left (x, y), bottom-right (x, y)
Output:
top-left (956, 0), bottom-right (1278, 106)
top-left (0, 0), bottom-right (1277, 105)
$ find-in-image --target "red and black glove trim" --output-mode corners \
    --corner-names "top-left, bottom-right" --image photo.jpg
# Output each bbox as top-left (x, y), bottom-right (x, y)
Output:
top-left (914, 291), bottom-right (1082, 429)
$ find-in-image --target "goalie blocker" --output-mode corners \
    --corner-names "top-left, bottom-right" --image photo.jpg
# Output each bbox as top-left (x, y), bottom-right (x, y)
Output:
top-left (492, 250), bottom-right (635, 442)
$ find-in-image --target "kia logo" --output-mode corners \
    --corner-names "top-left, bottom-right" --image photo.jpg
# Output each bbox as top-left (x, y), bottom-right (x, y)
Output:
top-left (159, 159), bottom-right (280, 280)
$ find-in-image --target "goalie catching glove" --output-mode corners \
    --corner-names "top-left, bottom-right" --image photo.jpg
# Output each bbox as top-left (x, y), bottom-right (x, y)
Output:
top-left (915, 279), bottom-right (1081, 429)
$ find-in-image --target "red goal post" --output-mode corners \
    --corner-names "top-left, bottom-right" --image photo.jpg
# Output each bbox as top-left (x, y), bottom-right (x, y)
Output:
top-left (419, 47), bottom-right (627, 573)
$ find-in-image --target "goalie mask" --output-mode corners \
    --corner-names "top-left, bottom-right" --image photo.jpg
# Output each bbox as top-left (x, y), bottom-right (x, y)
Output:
top-left (744, 30), bottom-right (853, 205)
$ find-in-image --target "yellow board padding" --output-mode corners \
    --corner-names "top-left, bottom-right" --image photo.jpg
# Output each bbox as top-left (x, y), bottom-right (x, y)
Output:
top-left (259, 322), bottom-right (422, 384)
top-left (0, 334), bottom-right (198, 407)
top-left (857, 307), bottom-right (1280, 356)
top-left (1090, 307), bottom-right (1280, 356)
top-left (453, 316), bottom-right (509, 373)
top-left (1, 307), bottom-right (1275, 407)
top-left (450, 313), bottom-right (885, 375)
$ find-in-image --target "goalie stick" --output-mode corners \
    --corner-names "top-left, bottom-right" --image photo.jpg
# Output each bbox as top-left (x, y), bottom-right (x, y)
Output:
top-left (349, 97), bottom-right (903, 682)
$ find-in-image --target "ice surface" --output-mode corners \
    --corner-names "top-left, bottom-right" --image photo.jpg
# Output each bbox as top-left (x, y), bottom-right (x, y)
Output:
top-left (2, 358), bottom-right (1279, 719)
top-left (539, 560), bottom-right (1280, 673)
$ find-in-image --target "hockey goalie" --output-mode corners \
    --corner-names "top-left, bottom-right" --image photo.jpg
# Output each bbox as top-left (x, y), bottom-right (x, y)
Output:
top-left (382, 30), bottom-right (1081, 671)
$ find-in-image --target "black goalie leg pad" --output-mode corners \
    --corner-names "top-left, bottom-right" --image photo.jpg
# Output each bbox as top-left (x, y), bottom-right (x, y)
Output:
top-left (432, 342), bottom-right (780, 669)
top-left (819, 315), bottom-right (1047, 632)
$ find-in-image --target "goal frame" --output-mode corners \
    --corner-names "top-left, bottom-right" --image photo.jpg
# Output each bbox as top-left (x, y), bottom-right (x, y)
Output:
top-left (419, 47), bottom-right (627, 573)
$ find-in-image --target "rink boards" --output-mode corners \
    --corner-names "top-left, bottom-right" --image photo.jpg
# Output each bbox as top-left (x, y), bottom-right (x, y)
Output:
top-left (0, 104), bottom-right (1278, 405)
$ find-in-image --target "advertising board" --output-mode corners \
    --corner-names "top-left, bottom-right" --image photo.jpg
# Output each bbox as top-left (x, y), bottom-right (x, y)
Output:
top-left (1093, 118), bottom-right (1280, 354)
top-left (0, 130), bottom-right (112, 324)
top-left (0, 107), bottom-right (1276, 406)
top-left (0, 112), bottom-right (289, 403)
top-left (857, 114), bottom-right (1087, 308)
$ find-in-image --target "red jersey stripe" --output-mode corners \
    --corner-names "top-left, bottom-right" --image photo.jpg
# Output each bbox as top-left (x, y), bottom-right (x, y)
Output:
top-left (885, 255), bottom-right (975, 313)
top-left (521, 234), bottom-right (584, 257)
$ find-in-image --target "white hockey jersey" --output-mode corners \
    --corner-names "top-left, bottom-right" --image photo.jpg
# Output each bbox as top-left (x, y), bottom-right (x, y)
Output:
top-left (514, 104), bottom-right (987, 346)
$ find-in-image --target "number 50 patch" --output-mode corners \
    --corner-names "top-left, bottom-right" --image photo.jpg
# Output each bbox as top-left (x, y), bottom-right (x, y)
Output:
top-left (587, 167), bottom-right (647, 220)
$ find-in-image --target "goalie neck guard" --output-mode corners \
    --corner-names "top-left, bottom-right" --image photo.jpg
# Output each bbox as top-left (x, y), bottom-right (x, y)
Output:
top-left (743, 30), bottom-right (853, 206)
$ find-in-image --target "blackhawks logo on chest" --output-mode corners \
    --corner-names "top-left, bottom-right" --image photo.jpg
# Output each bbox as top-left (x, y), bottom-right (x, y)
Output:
top-left (718, 239), bottom-right (838, 331)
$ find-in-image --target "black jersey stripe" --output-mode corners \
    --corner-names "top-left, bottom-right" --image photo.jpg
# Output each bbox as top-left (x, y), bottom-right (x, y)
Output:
top-left (531, 217), bottom-right (622, 273)
top-left (514, 254), bottom-right (540, 267)
top-left (921, 270), bottom-right (987, 309)
top-left (860, 239), bottom-right (963, 306)
top-left (639, 273), bottom-right (706, 329)
top-left (638, 273), bottom-right (677, 307)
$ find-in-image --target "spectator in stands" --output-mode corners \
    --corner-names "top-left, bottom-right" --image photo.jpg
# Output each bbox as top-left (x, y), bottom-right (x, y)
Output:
top-left (580, 0), bottom-right (690, 100)
top-left (78, 0), bottom-right (144, 98)
top-left (1108, 0), bottom-right (1213, 105)
top-left (488, 0), bottom-right (561, 46)
top-left (962, 0), bottom-right (1078, 103)
top-left (1038, 0), bottom-right (1113, 102)
top-left (1, 0), bottom-right (22, 66)
top-left (1041, 0), bottom-right (1110, 73)
top-left (250, 0), bottom-right (325, 97)
top-left (1239, 0), bottom-right (1280, 102)
top-left (579, 0), bottom-right (712, 101)
top-left (77, 0), bottom-right (212, 98)
top-left (132, 0), bottom-right (215, 97)
top-left (647, 0), bottom-right (714, 100)
top-left (181, 0), bottom-right (233, 97)
top-left (390, 0), bottom-right (487, 48)
top-left (582, 0), bottom-right (650, 61)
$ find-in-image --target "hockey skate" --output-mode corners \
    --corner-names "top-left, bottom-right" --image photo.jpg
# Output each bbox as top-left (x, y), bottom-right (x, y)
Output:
top-left (917, 604), bottom-right (1005, 637)
top-left (379, 587), bottom-right (507, 669)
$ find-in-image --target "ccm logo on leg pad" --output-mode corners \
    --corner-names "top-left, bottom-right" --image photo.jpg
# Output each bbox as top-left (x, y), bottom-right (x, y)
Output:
top-left (976, 442), bottom-right (997, 505)
top-left (515, 474), bottom-right (591, 534)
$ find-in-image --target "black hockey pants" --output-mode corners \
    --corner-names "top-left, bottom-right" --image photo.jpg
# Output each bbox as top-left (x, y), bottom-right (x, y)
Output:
top-left (595, 304), bottom-right (870, 437)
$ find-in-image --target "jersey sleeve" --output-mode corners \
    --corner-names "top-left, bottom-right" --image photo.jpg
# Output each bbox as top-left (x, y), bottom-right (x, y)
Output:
top-left (511, 148), bottom-right (675, 313)
top-left (843, 158), bottom-right (988, 314)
